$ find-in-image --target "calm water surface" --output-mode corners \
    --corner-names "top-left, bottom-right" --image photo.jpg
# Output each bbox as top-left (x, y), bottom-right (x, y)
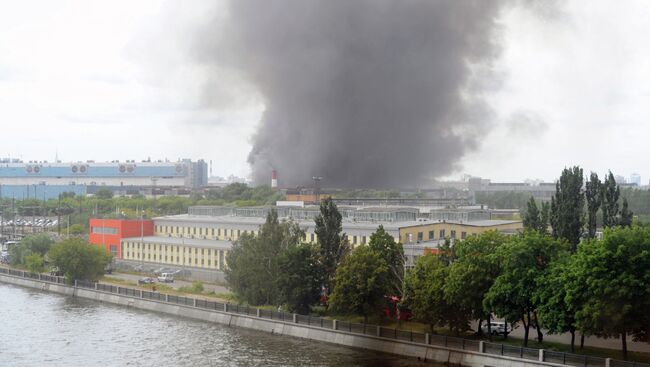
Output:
top-left (0, 284), bottom-right (431, 367)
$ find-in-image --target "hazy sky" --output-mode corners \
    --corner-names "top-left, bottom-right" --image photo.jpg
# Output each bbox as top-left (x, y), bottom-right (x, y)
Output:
top-left (0, 1), bottom-right (648, 184)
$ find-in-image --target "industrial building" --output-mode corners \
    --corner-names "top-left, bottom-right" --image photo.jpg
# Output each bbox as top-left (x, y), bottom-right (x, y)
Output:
top-left (0, 158), bottom-right (208, 199)
top-left (89, 204), bottom-right (522, 272)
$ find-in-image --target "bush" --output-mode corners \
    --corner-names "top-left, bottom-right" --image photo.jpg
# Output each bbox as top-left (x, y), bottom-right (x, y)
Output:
top-left (25, 253), bottom-right (44, 274)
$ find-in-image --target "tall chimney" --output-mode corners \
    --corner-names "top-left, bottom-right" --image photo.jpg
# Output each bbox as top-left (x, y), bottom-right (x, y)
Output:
top-left (271, 170), bottom-right (278, 189)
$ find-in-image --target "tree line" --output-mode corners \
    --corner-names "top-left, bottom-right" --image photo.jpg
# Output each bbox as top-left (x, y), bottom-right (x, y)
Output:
top-left (403, 167), bottom-right (646, 360)
top-left (1, 183), bottom-right (284, 232)
top-left (8, 234), bottom-right (112, 282)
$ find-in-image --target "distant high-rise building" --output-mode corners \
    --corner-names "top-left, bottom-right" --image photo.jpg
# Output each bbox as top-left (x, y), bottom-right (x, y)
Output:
top-left (614, 175), bottom-right (627, 184)
top-left (630, 173), bottom-right (641, 186)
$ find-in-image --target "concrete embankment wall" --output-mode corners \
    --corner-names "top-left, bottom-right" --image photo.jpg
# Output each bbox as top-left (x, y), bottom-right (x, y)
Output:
top-left (0, 273), bottom-right (564, 367)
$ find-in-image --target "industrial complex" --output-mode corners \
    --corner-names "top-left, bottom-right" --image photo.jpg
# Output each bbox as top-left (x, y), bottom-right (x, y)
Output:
top-left (89, 203), bottom-right (522, 272)
top-left (0, 158), bottom-right (208, 200)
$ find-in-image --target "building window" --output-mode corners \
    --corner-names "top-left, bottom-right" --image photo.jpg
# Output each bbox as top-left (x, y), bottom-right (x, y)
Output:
top-left (110, 245), bottom-right (117, 256)
top-left (461, 232), bottom-right (467, 239)
top-left (439, 229), bottom-right (445, 238)
top-left (450, 230), bottom-right (456, 239)
top-left (353, 236), bottom-right (357, 245)
top-left (310, 233), bottom-right (314, 242)
top-left (195, 258), bottom-right (198, 265)
top-left (211, 228), bottom-right (215, 236)
top-left (362, 236), bottom-right (366, 245)
top-left (208, 259), bottom-right (211, 266)
top-left (428, 231), bottom-right (434, 240)
top-left (417, 232), bottom-right (423, 242)
top-left (92, 227), bottom-right (118, 235)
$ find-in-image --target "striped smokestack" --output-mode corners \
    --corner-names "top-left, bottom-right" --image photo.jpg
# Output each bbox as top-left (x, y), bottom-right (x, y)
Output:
top-left (271, 170), bottom-right (278, 189)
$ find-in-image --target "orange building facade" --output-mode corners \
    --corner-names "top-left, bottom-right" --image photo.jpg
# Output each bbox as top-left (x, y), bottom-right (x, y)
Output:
top-left (89, 218), bottom-right (153, 258)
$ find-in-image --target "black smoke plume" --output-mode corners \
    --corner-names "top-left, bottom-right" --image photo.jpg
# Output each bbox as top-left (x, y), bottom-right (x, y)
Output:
top-left (218, 0), bottom-right (512, 188)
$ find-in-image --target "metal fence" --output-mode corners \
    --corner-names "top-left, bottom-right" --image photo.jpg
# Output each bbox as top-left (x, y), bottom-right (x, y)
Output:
top-left (0, 266), bottom-right (647, 367)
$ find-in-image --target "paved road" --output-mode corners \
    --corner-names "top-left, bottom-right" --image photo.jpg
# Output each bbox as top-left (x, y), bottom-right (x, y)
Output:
top-left (108, 272), bottom-right (229, 294)
top-left (475, 321), bottom-right (649, 353)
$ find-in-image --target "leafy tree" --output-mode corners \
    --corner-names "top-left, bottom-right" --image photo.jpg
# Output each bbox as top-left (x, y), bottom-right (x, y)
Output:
top-left (484, 232), bottom-right (566, 346)
top-left (277, 243), bottom-right (323, 314)
top-left (404, 253), bottom-right (469, 334)
top-left (25, 253), bottom-right (45, 274)
top-left (602, 171), bottom-right (620, 228)
top-left (445, 231), bottom-right (506, 337)
top-left (315, 198), bottom-right (350, 296)
top-left (67, 223), bottom-right (86, 235)
top-left (523, 197), bottom-right (540, 232)
top-left (48, 238), bottom-right (112, 282)
top-left (534, 256), bottom-right (579, 352)
top-left (568, 227), bottom-right (650, 360)
top-left (94, 188), bottom-right (114, 199)
top-left (620, 198), bottom-right (633, 227)
top-left (225, 210), bottom-right (303, 305)
top-left (550, 166), bottom-right (585, 252)
top-left (9, 235), bottom-right (54, 265)
top-left (585, 172), bottom-right (602, 239)
top-left (367, 225), bottom-right (404, 297)
top-left (329, 245), bottom-right (389, 323)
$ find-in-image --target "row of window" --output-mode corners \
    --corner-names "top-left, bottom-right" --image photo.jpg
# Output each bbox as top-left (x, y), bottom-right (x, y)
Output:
top-left (154, 224), bottom-right (373, 246)
top-left (154, 225), bottom-right (253, 241)
top-left (412, 229), bottom-right (468, 242)
top-left (122, 241), bottom-right (227, 270)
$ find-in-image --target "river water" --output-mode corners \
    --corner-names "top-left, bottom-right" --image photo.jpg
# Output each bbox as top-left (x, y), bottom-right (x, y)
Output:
top-left (0, 284), bottom-right (429, 367)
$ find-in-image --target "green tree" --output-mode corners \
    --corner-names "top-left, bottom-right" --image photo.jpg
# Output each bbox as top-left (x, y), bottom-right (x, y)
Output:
top-left (534, 256), bottom-right (579, 351)
top-left (404, 253), bottom-right (469, 334)
top-left (585, 172), bottom-right (602, 239)
top-left (550, 166), bottom-right (585, 252)
top-left (66, 223), bottom-right (86, 235)
top-left (48, 238), bottom-right (112, 282)
top-left (445, 231), bottom-right (506, 337)
top-left (25, 253), bottom-right (45, 274)
top-left (602, 171), bottom-right (620, 228)
top-left (9, 234), bottom-right (54, 265)
top-left (567, 227), bottom-right (650, 360)
top-left (277, 243), bottom-right (323, 314)
top-left (315, 198), bottom-right (350, 296)
top-left (225, 210), bottom-right (303, 305)
top-left (523, 197), bottom-right (540, 232)
top-left (484, 232), bottom-right (566, 346)
top-left (94, 188), bottom-right (114, 199)
top-left (620, 198), bottom-right (633, 227)
top-left (367, 225), bottom-right (404, 297)
top-left (329, 246), bottom-right (389, 323)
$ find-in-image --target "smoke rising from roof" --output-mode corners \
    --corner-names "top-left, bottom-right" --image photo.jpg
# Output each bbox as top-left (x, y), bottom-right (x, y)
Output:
top-left (217, 1), bottom-right (513, 188)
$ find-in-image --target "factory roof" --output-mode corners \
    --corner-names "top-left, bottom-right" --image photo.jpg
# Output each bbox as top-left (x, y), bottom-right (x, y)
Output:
top-left (154, 214), bottom-right (521, 231)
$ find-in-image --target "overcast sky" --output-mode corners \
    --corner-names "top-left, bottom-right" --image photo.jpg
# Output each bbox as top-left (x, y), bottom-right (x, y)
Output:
top-left (0, 1), bottom-right (648, 184)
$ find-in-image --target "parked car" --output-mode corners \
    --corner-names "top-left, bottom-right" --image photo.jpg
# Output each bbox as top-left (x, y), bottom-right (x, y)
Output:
top-left (157, 273), bottom-right (174, 283)
top-left (481, 321), bottom-right (512, 336)
top-left (138, 277), bottom-right (156, 285)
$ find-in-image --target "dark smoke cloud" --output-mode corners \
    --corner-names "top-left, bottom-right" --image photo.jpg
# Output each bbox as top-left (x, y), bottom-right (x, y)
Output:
top-left (212, 0), bottom-right (514, 188)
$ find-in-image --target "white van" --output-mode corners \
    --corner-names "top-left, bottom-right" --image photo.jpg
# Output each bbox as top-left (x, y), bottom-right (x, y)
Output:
top-left (481, 321), bottom-right (512, 335)
top-left (157, 273), bottom-right (174, 283)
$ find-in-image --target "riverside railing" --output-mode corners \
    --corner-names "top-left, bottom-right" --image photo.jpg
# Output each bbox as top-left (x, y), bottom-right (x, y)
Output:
top-left (0, 267), bottom-right (646, 367)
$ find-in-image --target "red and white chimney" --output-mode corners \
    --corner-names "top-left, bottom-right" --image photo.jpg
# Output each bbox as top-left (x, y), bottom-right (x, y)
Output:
top-left (271, 170), bottom-right (278, 189)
